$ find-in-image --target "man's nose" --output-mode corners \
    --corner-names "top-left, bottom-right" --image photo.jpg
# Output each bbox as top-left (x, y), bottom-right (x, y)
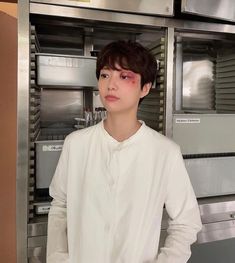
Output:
top-left (107, 75), bottom-right (118, 90)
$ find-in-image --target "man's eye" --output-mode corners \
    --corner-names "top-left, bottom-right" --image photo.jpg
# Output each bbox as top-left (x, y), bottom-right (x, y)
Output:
top-left (120, 74), bottom-right (129, 80)
top-left (100, 73), bottom-right (109, 79)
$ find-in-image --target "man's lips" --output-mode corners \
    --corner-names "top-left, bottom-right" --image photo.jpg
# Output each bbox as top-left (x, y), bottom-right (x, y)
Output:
top-left (105, 95), bottom-right (120, 101)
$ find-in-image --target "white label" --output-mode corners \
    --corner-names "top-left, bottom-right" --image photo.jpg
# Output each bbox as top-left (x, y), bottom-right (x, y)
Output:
top-left (176, 118), bottom-right (200, 124)
top-left (42, 145), bottom-right (63, 152)
top-left (37, 206), bottom-right (50, 213)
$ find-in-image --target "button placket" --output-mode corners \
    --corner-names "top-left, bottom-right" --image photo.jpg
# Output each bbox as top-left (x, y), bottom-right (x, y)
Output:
top-left (105, 147), bottom-right (121, 263)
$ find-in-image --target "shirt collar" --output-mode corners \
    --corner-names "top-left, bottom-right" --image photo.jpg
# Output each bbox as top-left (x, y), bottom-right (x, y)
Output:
top-left (100, 119), bottom-right (146, 149)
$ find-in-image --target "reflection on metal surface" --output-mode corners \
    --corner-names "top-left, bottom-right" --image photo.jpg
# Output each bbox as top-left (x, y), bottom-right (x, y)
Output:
top-left (161, 197), bottom-right (235, 244)
top-left (178, 39), bottom-right (216, 111)
top-left (37, 54), bottom-right (97, 87)
top-left (199, 199), bottom-right (235, 224)
top-left (198, 220), bottom-right (235, 243)
top-left (185, 156), bottom-right (235, 198)
top-left (28, 246), bottom-right (46, 256)
top-left (28, 221), bottom-right (48, 237)
top-left (41, 89), bottom-right (83, 126)
top-left (28, 246), bottom-right (46, 263)
top-left (35, 140), bottom-right (63, 192)
top-left (160, 219), bottom-right (235, 244)
top-left (175, 36), bottom-right (183, 111)
top-left (31, 0), bottom-right (174, 16)
top-left (173, 114), bottom-right (235, 155)
top-left (28, 236), bottom-right (47, 263)
top-left (165, 27), bottom-right (174, 138)
top-left (183, 60), bottom-right (214, 110)
top-left (197, 199), bottom-right (235, 244)
top-left (30, 2), bottom-right (235, 34)
top-left (182, 0), bottom-right (235, 23)
top-left (28, 236), bottom-right (47, 248)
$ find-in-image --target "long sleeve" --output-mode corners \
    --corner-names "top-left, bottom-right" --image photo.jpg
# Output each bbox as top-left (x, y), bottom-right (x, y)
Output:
top-left (47, 137), bottom-right (70, 263)
top-left (156, 147), bottom-right (202, 263)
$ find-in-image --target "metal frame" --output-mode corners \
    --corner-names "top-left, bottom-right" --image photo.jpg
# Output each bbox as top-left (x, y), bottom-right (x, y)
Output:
top-left (15, 1), bottom-right (235, 262)
top-left (30, 2), bottom-right (235, 34)
top-left (31, 0), bottom-right (174, 17)
top-left (17, 0), bottom-right (30, 262)
top-left (165, 27), bottom-right (174, 137)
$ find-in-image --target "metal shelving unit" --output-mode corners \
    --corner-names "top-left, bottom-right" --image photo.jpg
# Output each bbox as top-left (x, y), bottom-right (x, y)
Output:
top-left (16, 1), bottom-right (235, 262)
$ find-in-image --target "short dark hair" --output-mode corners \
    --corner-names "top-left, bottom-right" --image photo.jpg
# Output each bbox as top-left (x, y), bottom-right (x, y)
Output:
top-left (96, 40), bottom-right (157, 89)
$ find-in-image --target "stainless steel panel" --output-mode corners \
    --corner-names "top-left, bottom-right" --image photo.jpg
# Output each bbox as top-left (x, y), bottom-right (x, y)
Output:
top-left (161, 221), bottom-right (235, 245)
top-left (28, 246), bottom-right (46, 263)
top-left (28, 236), bottom-right (47, 248)
top-left (28, 246), bottom-right (46, 257)
top-left (37, 54), bottom-right (97, 87)
top-left (182, 0), bottom-right (235, 23)
top-left (165, 28), bottom-right (174, 137)
top-left (28, 236), bottom-right (47, 262)
top-left (175, 37), bottom-right (217, 111)
top-left (30, 3), bottom-right (235, 34)
top-left (28, 221), bottom-right (48, 237)
top-left (40, 89), bottom-right (83, 125)
top-left (199, 198), bottom-right (235, 224)
top-left (31, 0), bottom-right (174, 16)
top-left (35, 140), bottom-right (63, 189)
top-left (17, 1), bottom-right (30, 263)
top-left (182, 59), bottom-right (214, 110)
top-left (198, 220), bottom-right (235, 244)
top-left (185, 157), bottom-right (235, 198)
top-left (175, 36), bottom-right (183, 111)
top-left (173, 114), bottom-right (235, 154)
top-left (161, 197), bottom-right (235, 244)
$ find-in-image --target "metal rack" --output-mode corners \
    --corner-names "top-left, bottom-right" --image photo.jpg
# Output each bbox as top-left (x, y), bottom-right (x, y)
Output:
top-left (138, 38), bottom-right (166, 134)
top-left (29, 25), bottom-right (41, 219)
top-left (16, 1), bottom-right (235, 262)
top-left (216, 53), bottom-right (235, 113)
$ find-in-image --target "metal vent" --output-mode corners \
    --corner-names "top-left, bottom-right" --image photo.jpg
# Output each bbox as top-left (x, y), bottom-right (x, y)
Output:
top-left (29, 25), bottom-right (41, 219)
top-left (216, 52), bottom-right (235, 113)
top-left (138, 37), bottom-right (165, 134)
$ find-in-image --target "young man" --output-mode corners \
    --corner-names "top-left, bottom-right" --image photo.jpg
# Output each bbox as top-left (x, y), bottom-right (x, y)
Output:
top-left (47, 41), bottom-right (202, 263)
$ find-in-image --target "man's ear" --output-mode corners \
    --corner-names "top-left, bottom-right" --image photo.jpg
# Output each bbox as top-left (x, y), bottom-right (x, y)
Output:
top-left (140, 83), bottom-right (152, 98)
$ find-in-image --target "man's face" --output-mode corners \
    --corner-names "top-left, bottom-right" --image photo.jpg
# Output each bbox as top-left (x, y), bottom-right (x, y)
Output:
top-left (98, 64), bottom-right (150, 115)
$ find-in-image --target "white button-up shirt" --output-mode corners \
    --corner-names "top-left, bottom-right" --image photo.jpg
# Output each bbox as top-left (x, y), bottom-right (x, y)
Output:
top-left (47, 121), bottom-right (202, 263)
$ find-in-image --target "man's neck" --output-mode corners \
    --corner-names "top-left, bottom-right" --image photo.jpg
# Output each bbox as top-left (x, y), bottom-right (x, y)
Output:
top-left (103, 113), bottom-right (141, 142)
